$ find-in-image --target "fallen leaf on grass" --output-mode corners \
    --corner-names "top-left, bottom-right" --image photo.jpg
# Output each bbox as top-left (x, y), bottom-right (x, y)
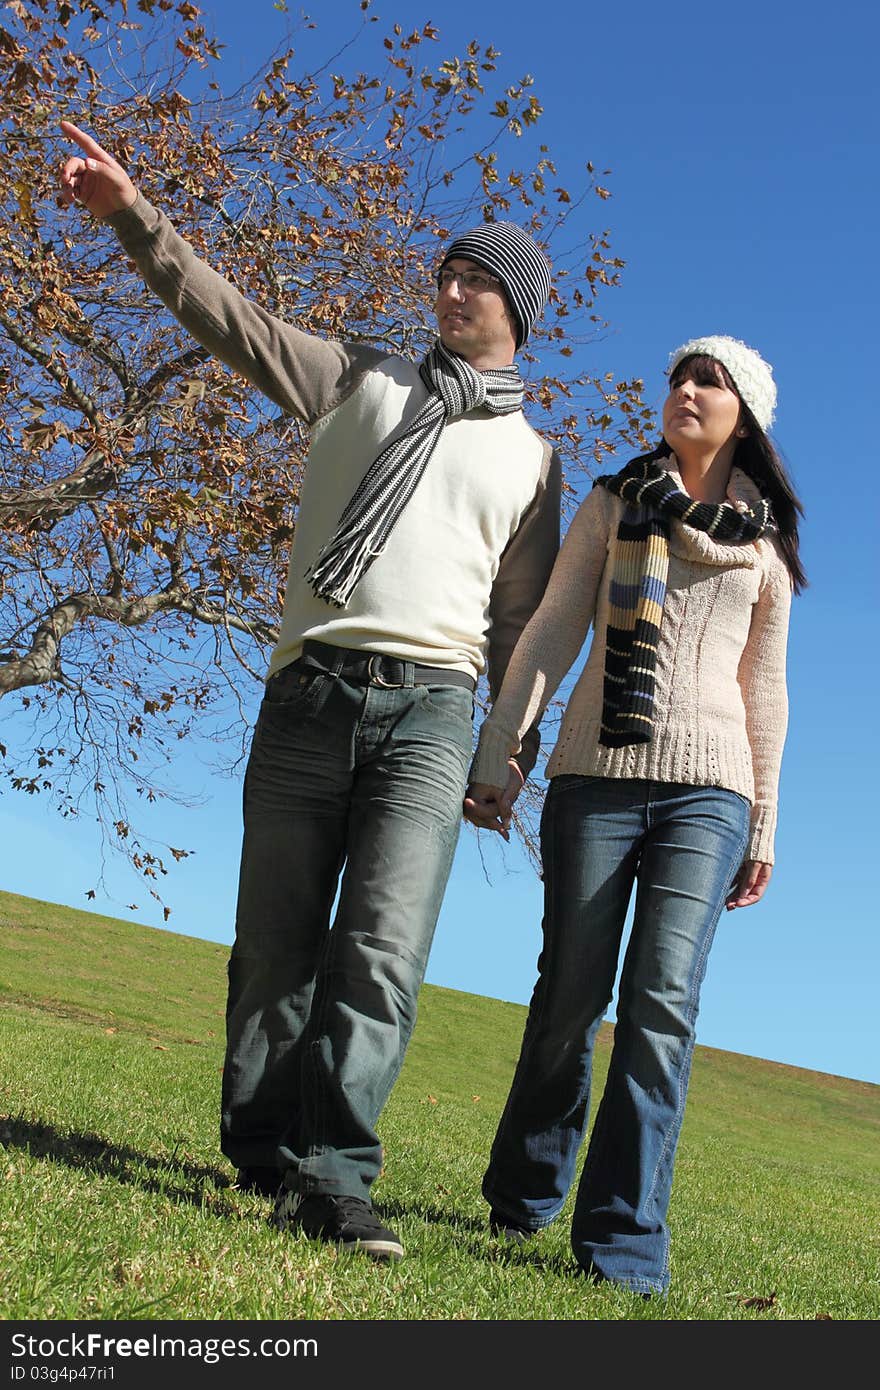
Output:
top-left (739, 1291), bottom-right (777, 1309)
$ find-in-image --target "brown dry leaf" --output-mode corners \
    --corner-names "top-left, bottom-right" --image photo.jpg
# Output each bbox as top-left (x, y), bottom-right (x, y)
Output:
top-left (739, 1291), bottom-right (777, 1309)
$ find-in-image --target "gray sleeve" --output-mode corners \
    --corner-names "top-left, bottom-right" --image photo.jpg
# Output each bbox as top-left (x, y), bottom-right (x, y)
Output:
top-left (104, 194), bottom-right (386, 424)
top-left (485, 441), bottom-right (562, 780)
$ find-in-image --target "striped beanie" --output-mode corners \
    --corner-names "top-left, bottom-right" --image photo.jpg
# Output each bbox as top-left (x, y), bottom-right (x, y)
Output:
top-left (440, 222), bottom-right (552, 348)
top-left (667, 335), bottom-right (777, 431)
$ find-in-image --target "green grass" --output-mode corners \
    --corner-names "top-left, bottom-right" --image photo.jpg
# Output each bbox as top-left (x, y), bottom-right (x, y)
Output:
top-left (1, 888), bottom-right (878, 1321)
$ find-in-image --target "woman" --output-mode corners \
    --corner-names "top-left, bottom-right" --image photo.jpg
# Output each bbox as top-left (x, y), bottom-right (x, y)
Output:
top-left (464, 335), bottom-right (805, 1296)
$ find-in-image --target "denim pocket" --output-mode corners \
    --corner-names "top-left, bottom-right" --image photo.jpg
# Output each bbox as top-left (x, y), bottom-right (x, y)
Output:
top-left (421, 683), bottom-right (475, 728)
top-left (725, 788), bottom-right (753, 810)
top-left (262, 663), bottom-right (328, 714)
top-left (550, 773), bottom-right (604, 795)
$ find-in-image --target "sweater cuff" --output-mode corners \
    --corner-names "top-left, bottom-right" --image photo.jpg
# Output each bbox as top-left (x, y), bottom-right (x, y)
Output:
top-left (512, 725), bottom-right (540, 782)
top-left (748, 802), bottom-right (777, 865)
top-left (468, 722), bottom-right (520, 790)
top-left (102, 191), bottom-right (158, 243)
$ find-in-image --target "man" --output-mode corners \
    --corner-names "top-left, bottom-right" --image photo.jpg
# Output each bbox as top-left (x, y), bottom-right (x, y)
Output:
top-left (60, 120), bottom-right (561, 1262)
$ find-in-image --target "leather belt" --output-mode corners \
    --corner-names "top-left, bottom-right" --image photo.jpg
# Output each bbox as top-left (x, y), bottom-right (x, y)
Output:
top-left (295, 639), bottom-right (476, 692)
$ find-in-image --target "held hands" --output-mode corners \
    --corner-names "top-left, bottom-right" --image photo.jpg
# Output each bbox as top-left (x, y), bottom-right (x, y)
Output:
top-left (58, 120), bottom-right (138, 219)
top-left (726, 859), bottom-right (772, 911)
top-left (463, 760), bottom-right (525, 841)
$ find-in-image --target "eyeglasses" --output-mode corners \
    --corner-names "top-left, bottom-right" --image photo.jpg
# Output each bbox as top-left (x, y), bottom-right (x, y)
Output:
top-left (436, 268), bottom-right (502, 294)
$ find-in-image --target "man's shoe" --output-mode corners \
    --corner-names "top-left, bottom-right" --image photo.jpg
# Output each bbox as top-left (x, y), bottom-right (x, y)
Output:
top-left (274, 1190), bottom-right (404, 1261)
top-left (236, 1166), bottom-right (281, 1198)
top-left (489, 1210), bottom-right (535, 1244)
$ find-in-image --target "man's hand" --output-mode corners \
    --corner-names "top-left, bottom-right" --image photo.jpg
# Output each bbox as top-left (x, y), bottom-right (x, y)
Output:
top-left (463, 760), bottom-right (524, 840)
top-left (726, 860), bottom-right (772, 910)
top-left (59, 120), bottom-right (138, 219)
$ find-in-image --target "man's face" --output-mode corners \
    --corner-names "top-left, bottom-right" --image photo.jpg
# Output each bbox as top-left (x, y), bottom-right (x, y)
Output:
top-left (434, 258), bottom-right (518, 368)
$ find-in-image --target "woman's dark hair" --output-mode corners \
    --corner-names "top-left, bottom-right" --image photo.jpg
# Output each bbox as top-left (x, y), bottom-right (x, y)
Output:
top-left (664, 353), bottom-right (807, 593)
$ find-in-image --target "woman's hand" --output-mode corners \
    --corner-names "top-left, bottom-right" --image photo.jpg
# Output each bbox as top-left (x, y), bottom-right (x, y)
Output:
top-left (726, 859), bottom-right (772, 910)
top-left (463, 761), bottom-right (524, 840)
top-left (59, 120), bottom-right (138, 219)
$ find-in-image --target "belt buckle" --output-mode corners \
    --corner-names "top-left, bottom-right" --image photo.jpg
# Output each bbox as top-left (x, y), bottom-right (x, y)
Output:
top-left (368, 653), bottom-right (404, 689)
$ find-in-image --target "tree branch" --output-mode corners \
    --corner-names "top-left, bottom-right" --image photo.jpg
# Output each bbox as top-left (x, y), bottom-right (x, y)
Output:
top-left (0, 346), bottom-right (208, 526)
top-left (0, 582), bottom-right (277, 695)
top-left (0, 305), bottom-right (99, 422)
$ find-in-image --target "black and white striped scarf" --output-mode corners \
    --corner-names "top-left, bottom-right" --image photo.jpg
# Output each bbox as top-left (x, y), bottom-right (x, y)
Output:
top-left (305, 341), bottom-right (525, 607)
top-left (595, 454), bottom-right (774, 747)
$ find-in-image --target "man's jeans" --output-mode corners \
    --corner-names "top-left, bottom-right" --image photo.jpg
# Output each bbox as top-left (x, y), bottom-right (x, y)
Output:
top-left (221, 661), bottom-right (473, 1199)
top-left (483, 775), bottom-right (750, 1294)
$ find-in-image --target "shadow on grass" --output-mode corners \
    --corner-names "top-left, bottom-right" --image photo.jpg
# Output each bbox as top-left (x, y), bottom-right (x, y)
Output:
top-left (1, 1114), bottom-right (249, 1217)
top-left (377, 1193), bottom-right (577, 1277)
top-left (5, 1116), bottom-right (584, 1279)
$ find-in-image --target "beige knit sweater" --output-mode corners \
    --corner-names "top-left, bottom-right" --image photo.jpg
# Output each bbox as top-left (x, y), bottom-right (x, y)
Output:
top-left (469, 461), bottom-right (792, 863)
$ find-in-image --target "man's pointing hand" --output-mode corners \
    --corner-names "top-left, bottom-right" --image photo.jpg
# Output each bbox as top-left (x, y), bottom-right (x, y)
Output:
top-left (59, 120), bottom-right (138, 219)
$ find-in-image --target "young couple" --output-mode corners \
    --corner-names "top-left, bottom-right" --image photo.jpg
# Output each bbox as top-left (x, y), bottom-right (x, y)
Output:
top-left (60, 121), bottom-right (803, 1296)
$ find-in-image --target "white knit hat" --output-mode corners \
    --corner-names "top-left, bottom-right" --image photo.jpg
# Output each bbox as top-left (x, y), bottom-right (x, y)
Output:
top-left (667, 335), bottom-right (777, 431)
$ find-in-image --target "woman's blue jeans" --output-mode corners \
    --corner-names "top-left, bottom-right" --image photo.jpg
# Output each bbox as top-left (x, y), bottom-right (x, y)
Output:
top-left (482, 775), bottom-right (750, 1294)
top-left (220, 662), bottom-right (473, 1199)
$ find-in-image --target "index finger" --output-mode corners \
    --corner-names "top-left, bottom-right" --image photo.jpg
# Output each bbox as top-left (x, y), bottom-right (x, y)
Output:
top-left (60, 119), bottom-right (114, 164)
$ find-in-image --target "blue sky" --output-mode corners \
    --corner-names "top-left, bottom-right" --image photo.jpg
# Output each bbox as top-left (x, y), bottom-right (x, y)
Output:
top-left (2, 0), bottom-right (878, 1085)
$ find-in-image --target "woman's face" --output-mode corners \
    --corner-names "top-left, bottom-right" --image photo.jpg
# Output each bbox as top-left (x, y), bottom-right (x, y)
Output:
top-left (662, 359), bottom-right (743, 458)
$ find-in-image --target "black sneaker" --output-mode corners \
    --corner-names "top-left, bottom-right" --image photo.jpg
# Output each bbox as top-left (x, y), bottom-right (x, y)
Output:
top-left (274, 1190), bottom-right (404, 1261)
top-left (236, 1166), bottom-right (282, 1198)
top-left (489, 1209), bottom-right (535, 1244)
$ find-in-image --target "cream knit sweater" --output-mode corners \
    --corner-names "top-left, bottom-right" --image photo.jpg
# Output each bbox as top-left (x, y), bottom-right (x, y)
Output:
top-left (470, 462), bottom-right (792, 863)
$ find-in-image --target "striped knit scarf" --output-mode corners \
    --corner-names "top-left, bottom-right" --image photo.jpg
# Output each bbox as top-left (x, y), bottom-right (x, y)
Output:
top-left (305, 340), bottom-right (525, 607)
top-left (594, 454), bottom-right (774, 748)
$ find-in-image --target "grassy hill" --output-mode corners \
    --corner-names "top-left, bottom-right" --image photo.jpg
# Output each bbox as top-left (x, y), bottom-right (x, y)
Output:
top-left (1, 888), bottom-right (878, 1321)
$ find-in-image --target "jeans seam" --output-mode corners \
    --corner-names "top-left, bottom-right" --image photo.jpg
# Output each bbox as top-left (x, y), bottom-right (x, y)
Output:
top-left (639, 804), bottom-right (751, 1277)
top-left (484, 784), bottom-right (566, 1217)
